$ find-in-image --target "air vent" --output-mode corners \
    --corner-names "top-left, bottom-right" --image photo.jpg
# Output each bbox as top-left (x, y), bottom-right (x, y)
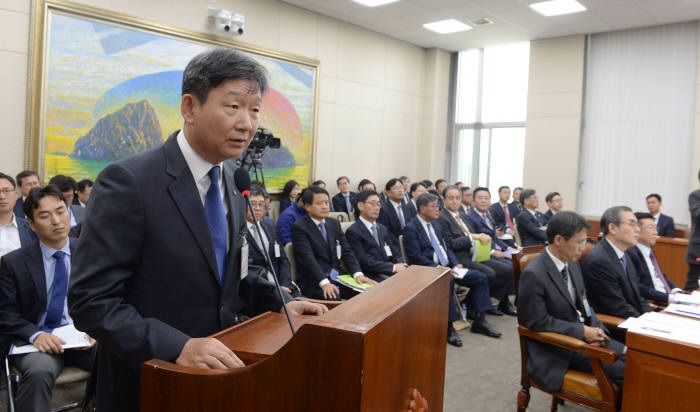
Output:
top-left (468, 17), bottom-right (494, 27)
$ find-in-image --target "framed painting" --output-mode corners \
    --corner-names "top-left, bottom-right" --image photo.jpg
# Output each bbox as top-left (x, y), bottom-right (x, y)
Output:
top-left (27, 0), bottom-right (319, 192)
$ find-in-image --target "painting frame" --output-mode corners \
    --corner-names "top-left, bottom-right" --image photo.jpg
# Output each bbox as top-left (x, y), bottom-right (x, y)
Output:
top-left (27, 0), bottom-right (320, 193)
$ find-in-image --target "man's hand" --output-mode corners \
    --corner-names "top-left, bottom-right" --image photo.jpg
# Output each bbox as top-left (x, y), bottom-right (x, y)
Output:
top-left (285, 300), bottom-right (328, 316)
top-left (322, 283), bottom-right (339, 299)
top-left (281, 286), bottom-right (292, 294)
top-left (475, 233), bottom-right (491, 245)
top-left (356, 275), bottom-right (378, 285)
top-left (583, 326), bottom-right (609, 346)
top-left (492, 250), bottom-right (505, 259)
top-left (75, 334), bottom-right (97, 350)
top-left (393, 264), bottom-right (408, 273)
top-left (176, 338), bottom-right (244, 369)
top-left (34, 332), bottom-right (66, 354)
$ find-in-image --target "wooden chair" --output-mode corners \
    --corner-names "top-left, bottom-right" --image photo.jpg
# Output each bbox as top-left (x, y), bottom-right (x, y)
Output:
top-left (268, 200), bottom-right (281, 223)
top-left (514, 241), bottom-right (623, 412)
top-left (340, 221), bottom-right (353, 233)
top-left (284, 242), bottom-right (297, 281)
top-left (512, 219), bottom-right (523, 247)
top-left (328, 211), bottom-right (349, 222)
top-left (398, 235), bottom-right (408, 264)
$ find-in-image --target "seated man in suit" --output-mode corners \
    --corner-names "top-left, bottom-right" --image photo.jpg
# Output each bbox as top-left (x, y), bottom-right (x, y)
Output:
top-left (626, 212), bottom-right (684, 303)
top-left (311, 180), bottom-right (326, 189)
top-left (377, 178), bottom-right (407, 239)
top-left (542, 192), bottom-right (562, 225)
top-left (517, 189), bottom-right (547, 247)
top-left (488, 186), bottom-right (514, 230)
top-left (402, 181), bottom-right (426, 224)
top-left (75, 179), bottom-right (93, 207)
top-left (440, 186), bottom-right (516, 317)
top-left (47, 175), bottom-right (84, 228)
top-left (332, 176), bottom-right (357, 216)
top-left (357, 179), bottom-right (376, 192)
top-left (510, 187), bottom-right (523, 216)
top-left (291, 185), bottom-right (376, 300)
top-left (0, 173), bottom-right (37, 258)
top-left (246, 185), bottom-right (301, 297)
top-left (435, 179), bottom-right (447, 199)
top-left (345, 190), bottom-right (407, 281)
top-left (460, 186), bottom-right (473, 216)
top-left (519, 211), bottom-right (626, 393)
top-left (646, 193), bottom-right (675, 237)
top-left (0, 185), bottom-right (96, 412)
top-left (13, 170), bottom-right (41, 220)
top-left (399, 176), bottom-right (411, 205)
top-left (403, 192), bottom-right (501, 342)
top-left (277, 189), bottom-right (308, 246)
top-left (582, 206), bottom-right (652, 324)
top-left (467, 187), bottom-right (517, 258)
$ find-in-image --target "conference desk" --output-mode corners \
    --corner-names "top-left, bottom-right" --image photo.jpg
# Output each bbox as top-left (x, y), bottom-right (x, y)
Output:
top-left (622, 315), bottom-right (700, 411)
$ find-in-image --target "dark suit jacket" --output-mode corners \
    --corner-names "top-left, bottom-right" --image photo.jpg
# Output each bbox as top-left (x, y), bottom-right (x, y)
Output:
top-left (67, 133), bottom-right (290, 411)
top-left (542, 210), bottom-right (554, 225)
top-left (279, 197), bottom-right (292, 214)
top-left (626, 245), bottom-right (677, 302)
top-left (13, 197), bottom-right (24, 219)
top-left (402, 217), bottom-right (458, 268)
top-left (17, 216), bottom-right (37, 246)
top-left (581, 239), bottom-right (652, 319)
top-left (517, 209), bottom-right (547, 246)
top-left (687, 189), bottom-right (700, 263)
top-left (438, 208), bottom-right (474, 265)
top-left (290, 215), bottom-right (361, 298)
top-left (71, 204), bottom-right (86, 225)
top-left (656, 214), bottom-right (675, 238)
top-left (0, 238), bottom-right (78, 357)
top-left (508, 201), bottom-right (521, 219)
top-left (467, 209), bottom-right (510, 251)
top-left (518, 252), bottom-right (618, 391)
top-left (377, 199), bottom-right (405, 239)
top-left (345, 220), bottom-right (403, 280)
top-left (331, 192), bottom-right (358, 215)
top-left (488, 202), bottom-right (513, 229)
top-left (246, 219), bottom-right (300, 297)
top-left (402, 200), bottom-right (418, 225)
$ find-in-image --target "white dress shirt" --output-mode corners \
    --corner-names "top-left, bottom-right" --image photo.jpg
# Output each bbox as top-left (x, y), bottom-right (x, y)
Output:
top-left (247, 221), bottom-right (274, 283)
top-left (546, 247), bottom-right (576, 302)
top-left (635, 243), bottom-right (682, 300)
top-left (0, 214), bottom-right (21, 258)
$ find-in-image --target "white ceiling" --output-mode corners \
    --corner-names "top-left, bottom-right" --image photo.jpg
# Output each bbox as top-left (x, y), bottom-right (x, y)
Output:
top-left (280, 0), bottom-right (700, 51)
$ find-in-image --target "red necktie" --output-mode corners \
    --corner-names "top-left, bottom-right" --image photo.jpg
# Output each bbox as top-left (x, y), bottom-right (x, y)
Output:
top-left (503, 204), bottom-right (514, 231)
top-left (649, 250), bottom-right (671, 293)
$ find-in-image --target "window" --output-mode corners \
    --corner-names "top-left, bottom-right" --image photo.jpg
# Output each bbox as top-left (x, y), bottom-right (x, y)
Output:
top-left (452, 42), bottom-right (530, 196)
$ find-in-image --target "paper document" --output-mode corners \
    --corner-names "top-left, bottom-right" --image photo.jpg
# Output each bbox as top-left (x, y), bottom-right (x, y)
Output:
top-left (336, 274), bottom-right (375, 293)
top-left (665, 304), bottom-right (700, 319)
top-left (674, 293), bottom-right (700, 306)
top-left (619, 311), bottom-right (700, 345)
top-left (452, 268), bottom-right (468, 279)
top-left (9, 324), bottom-right (91, 355)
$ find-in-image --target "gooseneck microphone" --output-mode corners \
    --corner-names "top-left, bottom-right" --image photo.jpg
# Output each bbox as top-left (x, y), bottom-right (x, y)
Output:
top-left (233, 167), bottom-right (296, 335)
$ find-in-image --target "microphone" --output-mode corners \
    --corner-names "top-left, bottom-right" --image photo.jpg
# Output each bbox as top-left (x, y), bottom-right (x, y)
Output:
top-left (233, 168), bottom-right (296, 334)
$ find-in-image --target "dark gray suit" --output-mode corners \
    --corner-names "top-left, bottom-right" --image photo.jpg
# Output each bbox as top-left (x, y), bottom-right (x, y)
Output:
top-left (518, 251), bottom-right (625, 391)
top-left (685, 189), bottom-right (700, 290)
top-left (67, 133), bottom-right (290, 411)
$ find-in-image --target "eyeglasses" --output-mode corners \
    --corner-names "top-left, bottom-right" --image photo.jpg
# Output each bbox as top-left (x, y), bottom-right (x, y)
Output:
top-left (0, 188), bottom-right (16, 195)
top-left (250, 201), bottom-right (267, 210)
top-left (620, 220), bottom-right (640, 228)
top-left (362, 201), bottom-right (381, 208)
top-left (640, 224), bottom-right (657, 231)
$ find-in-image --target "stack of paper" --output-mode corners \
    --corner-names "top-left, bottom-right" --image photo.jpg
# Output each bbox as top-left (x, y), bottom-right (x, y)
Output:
top-left (664, 304), bottom-right (700, 320)
top-left (674, 291), bottom-right (700, 306)
top-left (619, 311), bottom-right (700, 345)
top-left (9, 324), bottom-right (92, 355)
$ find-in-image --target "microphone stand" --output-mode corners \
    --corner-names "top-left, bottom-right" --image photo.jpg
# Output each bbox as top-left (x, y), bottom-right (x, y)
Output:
top-left (241, 192), bottom-right (296, 335)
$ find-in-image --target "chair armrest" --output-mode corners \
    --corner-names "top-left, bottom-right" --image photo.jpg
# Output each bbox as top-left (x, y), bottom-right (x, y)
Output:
top-left (517, 325), bottom-right (617, 364)
top-left (294, 297), bottom-right (343, 309)
top-left (596, 314), bottom-right (625, 328)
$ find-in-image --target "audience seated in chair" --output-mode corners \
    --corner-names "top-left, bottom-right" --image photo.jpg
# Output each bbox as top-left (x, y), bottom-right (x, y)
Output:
top-left (0, 185), bottom-right (96, 412)
top-left (13, 170), bottom-right (40, 220)
top-left (435, 179), bottom-right (447, 200)
top-left (489, 186), bottom-right (515, 231)
top-left (48, 175), bottom-right (85, 228)
top-left (0, 173), bottom-right (37, 259)
top-left (357, 178), bottom-right (376, 192)
top-left (645, 193), bottom-right (675, 238)
top-left (440, 186), bottom-right (516, 317)
top-left (75, 179), bottom-right (93, 208)
top-left (625, 212), bottom-right (684, 304)
top-left (291, 186), bottom-right (376, 300)
top-left (518, 211), bottom-right (626, 395)
top-left (331, 176), bottom-right (357, 216)
top-left (402, 192), bottom-right (501, 343)
top-left (516, 189), bottom-right (547, 247)
top-left (542, 192), bottom-right (563, 225)
top-left (345, 190), bottom-right (407, 281)
top-left (582, 206), bottom-right (652, 334)
top-left (276, 189), bottom-right (308, 246)
top-left (246, 185), bottom-right (302, 298)
top-left (467, 187), bottom-right (518, 259)
top-left (279, 179), bottom-right (300, 214)
top-left (399, 176), bottom-right (411, 205)
top-left (510, 187), bottom-right (523, 216)
top-left (402, 182), bottom-right (426, 225)
top-left (377, 178), bottom-right (407, 239)
top-left (460, 186), bottom-right (473, 216)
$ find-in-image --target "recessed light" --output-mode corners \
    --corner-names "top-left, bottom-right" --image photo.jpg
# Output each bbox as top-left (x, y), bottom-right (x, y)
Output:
top-left (423, 19), bottom-right (472, 34)
top-left (529, 0), bottom-right (586, 17)
top-left (350, 0), bottom-right (401, 7)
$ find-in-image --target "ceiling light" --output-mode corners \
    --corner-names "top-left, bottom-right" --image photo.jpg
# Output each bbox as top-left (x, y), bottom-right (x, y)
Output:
top-left (529, 0), bottom-right (586, 17)
top-left (350, 0), bottom-right (401, 7)
top-left (423, 19), bottom-right (472, 34)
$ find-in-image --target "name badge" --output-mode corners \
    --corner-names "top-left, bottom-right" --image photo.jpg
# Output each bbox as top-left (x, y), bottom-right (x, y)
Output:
top-left (240, 239), bottom-right (248, 280)
top-left (274, 241), bottom-right (281, 258)
top-left (336, 240), bottom-right (342, 260)
top-left (583, 296), bottom-right (592, 318)
top-left (384, 243), bottom-right (393, 257)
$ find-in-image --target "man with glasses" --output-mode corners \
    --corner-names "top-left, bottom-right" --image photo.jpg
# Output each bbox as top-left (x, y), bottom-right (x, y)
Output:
top-left (516, 189), bottom-right (547, 247)
top-left (626, 212), bottom-right (684, 304)
top-left (346, 190), bottom-right (407, 281)
top-left (13, 171), bottom-right (41, 219)
top-left (582, 206), bottom-right (652, 332)
top-left (246, 184), bottom-right (301, 297)
top-left (377, 178), bottom-right (407, 239)
top-left (519, 211), bottom-right (626, 393)
top-left (0, 172), bottom-right (37, 258)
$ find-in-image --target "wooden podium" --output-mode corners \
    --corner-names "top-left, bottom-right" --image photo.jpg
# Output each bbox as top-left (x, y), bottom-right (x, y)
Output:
top-left (140, 266), bottom-right (451, 411)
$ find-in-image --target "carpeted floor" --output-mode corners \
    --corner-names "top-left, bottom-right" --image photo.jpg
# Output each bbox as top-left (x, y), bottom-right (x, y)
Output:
top-left (0, 310), bottom-right (590, 412)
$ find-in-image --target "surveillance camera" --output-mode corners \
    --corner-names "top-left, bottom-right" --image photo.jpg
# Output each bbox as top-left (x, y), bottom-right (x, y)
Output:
top-left (208, 7), bottom-right (245, 36)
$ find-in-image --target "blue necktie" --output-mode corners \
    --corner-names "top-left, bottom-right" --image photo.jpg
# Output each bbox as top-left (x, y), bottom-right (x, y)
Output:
top-left (44, 251), bottom-right (68, 331)
top-left (318, 222), bottom-right (328, 244)
top-left (344, 194), bottom-right (352, 214)
top-left (428, 223), bottom-right (448, 266)
top-left (620, 255), bottom-right (627, 273)
top-left (397, 205), bottom-right (405, 228)
top-left (370, 224), bottom-right (380, 246)
top-left (205, 166), bottom-right (227, 285)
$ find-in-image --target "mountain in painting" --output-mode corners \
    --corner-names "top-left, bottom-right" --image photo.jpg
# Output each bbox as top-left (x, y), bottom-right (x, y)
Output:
top-left (72, 100), bottom-right (162, 160)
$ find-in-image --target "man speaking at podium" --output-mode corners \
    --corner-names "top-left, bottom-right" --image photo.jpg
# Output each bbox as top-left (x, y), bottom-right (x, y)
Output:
top-left (68, 48), bottom-right (325, 411)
